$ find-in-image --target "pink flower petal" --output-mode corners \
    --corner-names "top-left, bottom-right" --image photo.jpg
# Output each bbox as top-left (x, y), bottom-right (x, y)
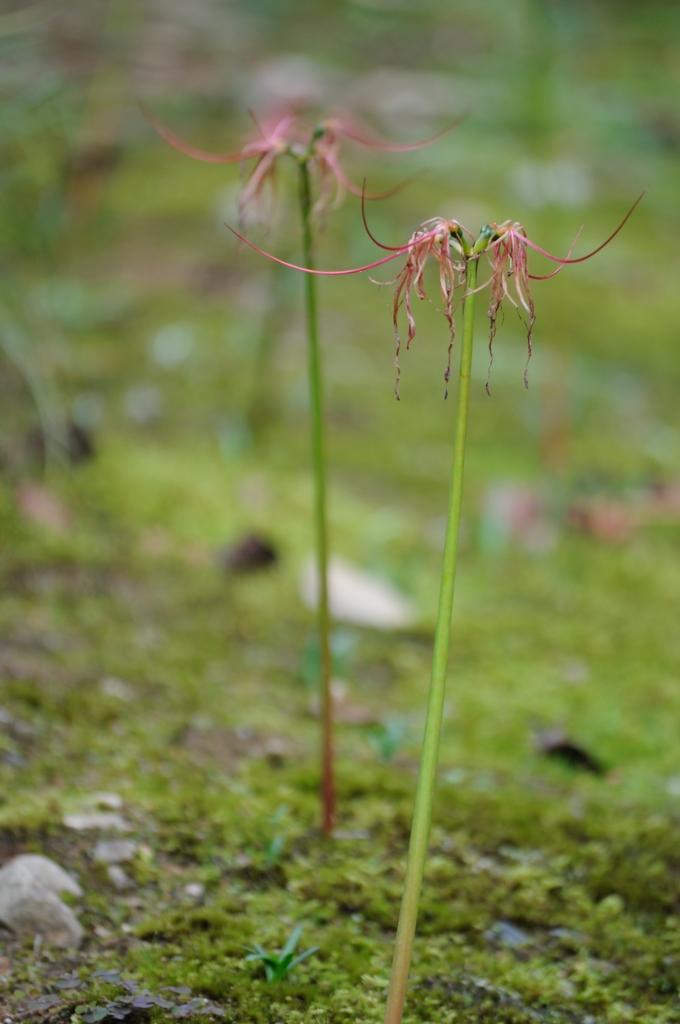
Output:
top-left (140, 103), bottom-right (260, 164)
top-left (334, 115), bottom-right (464, 151)
top-left (226, 225), bottom-right (422, 275)
top-left (524, 192), bottom-right (644, 265)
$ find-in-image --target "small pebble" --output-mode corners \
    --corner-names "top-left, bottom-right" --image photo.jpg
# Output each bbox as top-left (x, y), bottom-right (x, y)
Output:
top-left (93, 840), bottom-right (137, 864)
top-left (92, 792), bottom-right (123, 810)
top-left (550, 926), bottom-right (585, 943)
top-left (485, 920), bottom-right (530, 947)
top-left (16, 481), bottom-right (71, 533)
top-left (560, 658), bottom-right (590, 684)
top-left (185, 882), bottom-right (205, 899)
top-left (64, 813), bottom-right (131, 831)
top-left (107, 866), bottom-right (133, 890)
top-left (100, 677), bottom-right (135, 701)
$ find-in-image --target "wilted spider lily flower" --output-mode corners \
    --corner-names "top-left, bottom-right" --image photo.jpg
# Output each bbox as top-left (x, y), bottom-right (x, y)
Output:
top-left (371, 218), bottom-right (471, 398)
top-left (477, 220), bottom-right (535, 391)
top-left (226, 187), bottom-right (643, 1024)
top-left (475, 218), bottom-right (583, 391)
top-left (307, 114), bottom-right (459, 216)
top-left (142, 104), bottom-right (459, 225)
top-left (472, 194), bottom-right (642, 390)
top-left (228, 192), bottom-right (643, 395)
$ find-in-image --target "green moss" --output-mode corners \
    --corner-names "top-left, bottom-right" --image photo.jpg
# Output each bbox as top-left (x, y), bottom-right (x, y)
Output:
top-left (3, 489), bottom-right (680, 1023)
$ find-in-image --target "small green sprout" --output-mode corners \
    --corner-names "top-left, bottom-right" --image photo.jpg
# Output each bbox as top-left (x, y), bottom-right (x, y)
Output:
top-left (254, 803), bottom-right (289, 868)
top-left (264, 832), bottom-right (285, 867)
top-left (301, 628), bottom-right (357, 690)
top-left (368, 719), bottom-right (408, 764)
top-left (244, 925), bottom-right (318, 983)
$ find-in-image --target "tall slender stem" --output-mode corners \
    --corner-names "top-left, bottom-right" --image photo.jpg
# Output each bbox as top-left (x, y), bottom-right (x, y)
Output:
top-left (298, 161), bottom-right (334, 836)
top-left (383, 256), bottom-right (479, 1024)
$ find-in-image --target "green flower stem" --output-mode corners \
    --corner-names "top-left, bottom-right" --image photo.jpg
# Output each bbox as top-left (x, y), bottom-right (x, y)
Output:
top-left (298, 160), bottom-right (334, 836)
top-left (383, 254), bottom-right (479, 1024)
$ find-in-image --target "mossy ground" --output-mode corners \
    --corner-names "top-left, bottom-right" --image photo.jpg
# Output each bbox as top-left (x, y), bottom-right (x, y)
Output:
top-left (3, 2), bottom-right (680, 1021)
top-left (2, 427), bottom-right (680, 1023)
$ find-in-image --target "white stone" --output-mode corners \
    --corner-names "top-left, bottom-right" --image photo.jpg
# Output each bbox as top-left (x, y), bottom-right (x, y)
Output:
top-left (185, 882), bottom-right (205, 899)
top-left (91, 793), bottom-right (123, 810)
top-left (0, 855), bottom-right (81, 897)
top-left (299, 557), bottom-right (415, 630)
top-left (99, 677), bottom-right (135, 701)
top-left (0, 855), bottom-right (83, 948)
top-left (106, 866), bottom-right (132, 890)
top-left (93, 840), bottom-right (137, 864)
top-left (63, 813), bottom-right (131, 831)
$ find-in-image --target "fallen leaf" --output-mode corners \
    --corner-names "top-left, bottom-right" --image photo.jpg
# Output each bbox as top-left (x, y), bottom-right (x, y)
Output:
top-left (534, 727), bottom-right (604, 774)
top-left (567, 500), bottom-right (634, 544)
top-left (139, 527), bottom-right (171, 556)
top-left (300, 557), bottom-right (414, 630)
top-left (183, 541), bottom-right (210, 568)
top-left (480, 483), bottom-right (558, 554)
top-left (217, 534), bottom-right (278, 572)
top-left (16, 481), bottom-right (72, 533)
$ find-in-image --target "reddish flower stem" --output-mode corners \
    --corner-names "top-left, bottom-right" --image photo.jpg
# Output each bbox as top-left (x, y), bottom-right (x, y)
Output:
top-left (298, 161), bottom-right (334, 836)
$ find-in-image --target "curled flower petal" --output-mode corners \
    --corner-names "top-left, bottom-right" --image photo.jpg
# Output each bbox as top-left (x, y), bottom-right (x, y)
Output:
top-left (139, 103), bottom-right (255, 164)
top-left (248, 109), bottom-right (300, 144)
top-left (524, 192), bottom-right (645, 266)
top-left (317, 149), bottom-right (410, 202)
top-left (331, 114), bottom-right (465, 151)
top-left (361, 183), bottom-right (473, 251)
top-left (225, 224), bottom-right (422, 274)
top-left (361, 184), bottom-right (415, 251)
top-left (528, 224), bottom-right (583, 280)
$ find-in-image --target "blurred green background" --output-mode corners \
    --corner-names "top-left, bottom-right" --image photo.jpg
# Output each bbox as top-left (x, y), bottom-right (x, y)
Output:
top-left (2, 0), bottom-right (680, 803)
